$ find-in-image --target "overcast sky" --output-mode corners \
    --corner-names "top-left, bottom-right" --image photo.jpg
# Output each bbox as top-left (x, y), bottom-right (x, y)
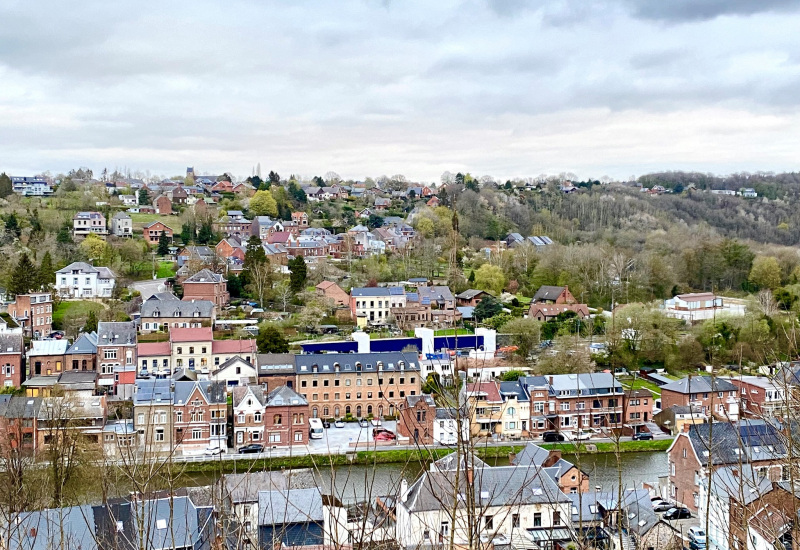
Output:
top-left (2, 0), bottom-right (800, 182)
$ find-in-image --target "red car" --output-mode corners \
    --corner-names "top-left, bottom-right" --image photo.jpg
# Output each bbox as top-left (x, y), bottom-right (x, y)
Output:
top-left (373, 429), bottom-right (396, 441)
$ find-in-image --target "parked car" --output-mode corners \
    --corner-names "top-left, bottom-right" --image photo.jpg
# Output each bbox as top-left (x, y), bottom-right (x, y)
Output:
top-left (632, 432), bottom-right (654, 441)
top-left (373, 428), bottom-right (395, 439)
top-left (652, 500), bottom-right (674, 512)
top-left (374, 432), bottom-right (396, 441)
top-left (334, 419), bottom-right (345, 428)
top-left (238, 444), bottom-right (264, 454)
top-left (688, 527), bottom-right (707, 546)
top-left (203, 446), bottom-right (225, 456)
top-left (689, 540), bottom-right (706, 550)
top-left (359, 418), bottom-right (370, 428)
top-left (663, 507), bottom-right (691, 520)
top-left (322, 419), bottom-right (331, 429)
top-left (566, 430), bottom-right (593, 441)
top-left (542, 431), bottom-right (565, 443)
top-left (371, 418), bottom-right (382, 427)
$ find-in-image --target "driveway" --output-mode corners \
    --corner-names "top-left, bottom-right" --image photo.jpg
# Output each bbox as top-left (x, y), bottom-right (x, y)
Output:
top-left (130, 278), bottom-right (168, 300)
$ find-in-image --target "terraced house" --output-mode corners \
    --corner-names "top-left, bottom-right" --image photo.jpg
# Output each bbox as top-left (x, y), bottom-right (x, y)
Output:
top-left (294, 351), bottom-right (421, 420)
top-left (139, 292), bottom-right (216, 333)
top-left (520, 373), bottom-right (624, 436)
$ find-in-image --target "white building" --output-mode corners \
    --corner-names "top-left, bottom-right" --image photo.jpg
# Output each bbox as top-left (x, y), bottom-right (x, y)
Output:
top-left (395, 453), bottom-right (573, 549)
top-left (118, 194), bottom-right (138, 206)
top-left (663, 292), bottom-right (746, 322)
top-left (55, 262), bottom-right (116, 298)
top-left (433, 407), bottom-right (469, 445)
top-left (212, 356), bottom-right (257, 388)
top-left (12, 176), bottom-right (53, 196)
top-left (110, 212), bottom-right (133, 237)
top-left (350, 286), bottom-right (407, 326)
top-left (232, 385), bottom-right (266, 447)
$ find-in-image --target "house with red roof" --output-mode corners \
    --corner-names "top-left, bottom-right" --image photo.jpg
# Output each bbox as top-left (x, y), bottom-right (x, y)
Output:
top-left (142, 221), bottom-right (174, 245)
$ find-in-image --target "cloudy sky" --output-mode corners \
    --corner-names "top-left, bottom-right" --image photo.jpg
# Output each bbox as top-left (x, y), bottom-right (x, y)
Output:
top-left (2, 0), bottom-right (800, 182)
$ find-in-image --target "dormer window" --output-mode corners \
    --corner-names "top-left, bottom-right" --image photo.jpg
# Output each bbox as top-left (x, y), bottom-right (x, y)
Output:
top-left (153, 310), bottom-right (160, 317)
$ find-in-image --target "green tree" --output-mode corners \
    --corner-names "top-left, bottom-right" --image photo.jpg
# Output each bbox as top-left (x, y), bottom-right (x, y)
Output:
top-left (257, 325), bottom-right (289, 353)
top-left (38, 251), bottom-right (55, 288)
top-left (249, 190), bottom-right (278, 217)
top-left (0, 173), bottom-right (12, 198)
top-left (5, 213), bottom-right (20, 238)
top-left (56, 223), bottom-right (73, 244)
top-left (244, 236), bottom-right (266, 269)
top-left (79, 233), bottom-right (108, 261)
top-left (501, 317), bottom-right (542, 358)
top-left (289, 256), bottom-right (308, 292)
top-left (138, 188), bottom-right (149, 205)
top-left (367, 214), bottom-right (384, 229)
top-left (473, 263), bottom-right (506, 295)
top-left (749, 256), bottom-right (782, 290)
top-left (196, 218), bottom-right (213, 244)
top-left (501, 370), bottom-right (526, 381)
top-left (180, 221), bottom-right (196, 244)
top-left (157, 230), bottom-right (170, 256)
top-left (7, 253), bottom-right (38, 296)
top-left (268, 171), bottom-right (281, 184)
top-left (83, 310), bottom-right (98, 333)
top-left (474, 294), bottom-right (502, 321)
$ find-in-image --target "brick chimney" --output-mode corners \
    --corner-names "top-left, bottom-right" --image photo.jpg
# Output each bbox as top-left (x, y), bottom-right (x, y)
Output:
top-left (543, 449), bottom-right (563, 468)
top-left (549, 376), bottom-right (554, 386)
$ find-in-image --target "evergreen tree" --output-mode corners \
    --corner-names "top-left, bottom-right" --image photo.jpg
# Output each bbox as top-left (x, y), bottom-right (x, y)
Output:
top-left (56, 222), bottom-right (73, 244)
top-left (180, 221), bottom-right (196, 244)
top-left (289, 256), bottom-right (307, 292)
top-left (227, 273), bottom-right (243, 298)
top-left (138, 188), bottom-right (149, 205)
top-left (257, 325), bottom-right (289, 353)
top-left (0, 173), bottom-right (13, 198)
top-left (468, 270), bottom-right (475, 283)
top-left (157, 230), bottom-right (170, 256)
top-left (268, 171), bottom-right (281, 184)
top-left (39, 251), bottom-right (55, 288)
top-left (84, 310), bottom-right (98, 333)
top-left (244, 236), bottom-right (267, 268)
top-left (197, 219), bottom-right (213, 244)
top-left (5, 213), bottom-right (20, 238)
top-left (7, 253), bottom-right (38, 296)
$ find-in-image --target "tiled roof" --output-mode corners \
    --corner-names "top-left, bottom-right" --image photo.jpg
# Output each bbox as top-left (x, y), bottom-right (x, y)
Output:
top-left (137, 341), bottom-right (171, 356)
top-left (170, 327), bottom-right (213, 342)
top-left (212, 339), bottom-right (257, 355)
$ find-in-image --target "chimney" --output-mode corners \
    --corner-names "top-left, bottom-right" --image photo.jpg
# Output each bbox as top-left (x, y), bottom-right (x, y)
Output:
top-left (543, 449), bottom-right (563, 468)
top-left (466, 468), bottom-right (474, 485)
top-left (683, 422), bottom-right (692, 433)
top-left (549, 376), bottom-right (554, 386)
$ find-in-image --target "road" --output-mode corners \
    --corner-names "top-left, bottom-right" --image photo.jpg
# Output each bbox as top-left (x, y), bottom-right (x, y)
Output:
top-left (174, 420), bottom-right (673, 463)
top-left (129, 278), bottom-right (168, 300)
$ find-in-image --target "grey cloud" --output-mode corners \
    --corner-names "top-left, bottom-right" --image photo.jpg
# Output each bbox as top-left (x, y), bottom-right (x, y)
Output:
top-left (627, 0), bottom-right (800, 23)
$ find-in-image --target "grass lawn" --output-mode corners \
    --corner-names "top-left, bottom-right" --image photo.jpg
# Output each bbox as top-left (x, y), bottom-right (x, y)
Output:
top-left (620, 376), bottom-right (663, 396)
top-left (156, 261), bottom-right (176, 278)
top-left (52, 301), bottom-right (105, 330)
top-left (515, 295), bottom-right (532, 305)
top-left (541, 438), bottom-right (672, 453)
top-left (129, 213), bottom-right (169, 229)
top-left (434, 328), bottom-right (474, 336)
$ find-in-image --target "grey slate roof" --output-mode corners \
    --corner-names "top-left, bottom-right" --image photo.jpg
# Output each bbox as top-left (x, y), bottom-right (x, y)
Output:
top-left (140, 298), bottom-right (215, 318)
top-left (456, 289), bottom-right (487, 300)
top-left (146, 292), bottom-right (180, 302)
top-left (232, 385), bottom-right (266, 408)
top-left (532, 285), bottom-right (566, 302)
top-left (256, 353), bottom-right (296, 373)
top-left (134, 379), bottom-right (226, 406)
top-left (404, 465), bottom-right (570, 513)
top-left (96, 321), bottom-right (137, 345)
top-left (66, 331), bottom-right (98, 354)
top-left (0, 395), bottom-right (42, 419)
top-left (686, 419), bottom-right (786, 466)
top-left (258, 488), bottom-right (323, 525)
top-left (294, 352), bottom-right (420, 374)
top-left (499, 380), bottom-right (530, 402)
top-left (710, 464), bottom-right (773, 504)
top-left (660, 375), bottom-right (737, 394)
top-left (265, 385), bottom-right (308, 407)
top-left (184, 268), bottom-right (224, 283)
top-left (56, 261), bottom-right (99, 274)
top-left (417, 285), bottom-right (455, 304)
top-left (547, 373), bottom-right (622, 394)
top-left (0, 333), bottom-right (23, 354)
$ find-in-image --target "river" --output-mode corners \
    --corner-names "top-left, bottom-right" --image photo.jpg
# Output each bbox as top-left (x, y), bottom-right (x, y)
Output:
top-left (181, 450), bottom-right (668, 504)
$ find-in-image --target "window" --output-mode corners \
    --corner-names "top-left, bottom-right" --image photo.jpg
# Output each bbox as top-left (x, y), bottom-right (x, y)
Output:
top-left (254, 412), bottom-right (262, 422)
top-left (177, 347), bottom-right (182, 355)
top-left (104, 349), bottom-right (117, 360)
top-left (294, 431), bottom-right (303, 442)
top-left (273, 414), bottom-right (282, 425)
top-left (512, 514), bottom-right (520, 528)
top-left (269, 433), bottom-right (280, 443)
top-left (561, 402), bottom-right (570, 411)
top-left (484, 515), bottom-right (493, 530)
top-left (301, 381), bottom-right (307, 387)
top-left (533, 512), bottom-right (542, 527)
top-left (155, 428), bottom-right (165, 442)
top-left (238, 413), bottom-right (245, 423)
top-left (192, 428), bottom-right (202, 439)
top-left (176, 411), bottom-right (183, 423)
top-left (189, 347), bottom-right (195, 354)
top-left (506, 407), bottom-right (516, 416)
top-left (553, 511), bottom-right (561, 526)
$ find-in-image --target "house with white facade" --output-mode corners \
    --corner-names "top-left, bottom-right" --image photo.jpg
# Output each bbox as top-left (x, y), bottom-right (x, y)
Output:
top-left (55, 262), bottom-right (116, 298)
top-left (110, 211), bottom-right (133, 237)
top-left (72, 211), bottom-right (108, 237)
top-left (212, 356), bottom-right (257, 387)
top-left (433, 407), bottom-right (469, 445)
top-left (664, 292), bottom-right (746, 322)
top-left (232, 385), bottom-right (267, 447)
top-left (11, 176), bottom-right (53, 196)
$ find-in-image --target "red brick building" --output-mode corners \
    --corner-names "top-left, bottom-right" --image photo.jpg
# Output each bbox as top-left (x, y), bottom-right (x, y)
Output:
top-left (182, 268), bottom-right (229, 308)
top-left (667, 421), bottom-right (786, 512)
top-left (7, 292), bottom-right (53, 338)
top-left (172, 380), bottom-right (227, 453)
top-left (292, 212), bottom-right (309, 227)
top-left (143, 221), bottom-right (174, 245)
top-left (660, 375), bottom-right (739, 420)
top-left (397, 394), bottom-right (435, 444)
top-left (0, 334), bottom-right (25, 389)
top-left (263, 385), bottom-right (310, 447)
top-left (623, 388), bottom-right (653, 424)
top-left (728, 375), bottom-right (787, 418)
top-left (96, 321), bottom-right (137, 388)
top-left (255, 354), bottom-right (297, 391)
top-left (154, 195), bottom-right (172, 215)
top-left (0, 396), bottom-right (42, 456)
top-left (315, 281), bottom-right (349, 307)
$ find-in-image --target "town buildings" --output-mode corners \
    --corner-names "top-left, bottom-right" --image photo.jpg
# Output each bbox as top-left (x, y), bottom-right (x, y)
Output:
top-left (110, 211), bottom-right (133, 237)
top-left (136, 327), bottom-right (256, 376)
top-left (350, 286), bottom-right (407, 327)
top-left (55, 262), bottom-right (116, 298)
top-left (7, 291), bottom-right (52, 338)
top-left (142, 220), bottom-right (174, 245)
top-left (182, 269), bottom-right (229, 308)
top-left (660, 375), bottom-right (739, 420)
top-left (727, 375), bottom-right (788, 419)
top-left (0, 333), bottom-right (25, 388)
top-left (294, 351), bottom-right (421, 420)
top-left (139, 292), bottom-right (215, 333)
top-left (72, 211), bottom-right (108, 237)
top-left (663, 292), bottom-right (746, 321)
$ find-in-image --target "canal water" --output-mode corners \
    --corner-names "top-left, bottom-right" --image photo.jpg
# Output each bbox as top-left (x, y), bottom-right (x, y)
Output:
top-left (181, 451), bottom-right (668, 504)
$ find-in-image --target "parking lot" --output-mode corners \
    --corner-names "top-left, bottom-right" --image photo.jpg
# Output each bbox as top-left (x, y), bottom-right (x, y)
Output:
top-left (307, 420), bottom-right (398, 453)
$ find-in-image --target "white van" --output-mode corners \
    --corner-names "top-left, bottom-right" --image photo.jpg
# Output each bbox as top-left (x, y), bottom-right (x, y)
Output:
top-left (309, 418), bottom-right (324, 440)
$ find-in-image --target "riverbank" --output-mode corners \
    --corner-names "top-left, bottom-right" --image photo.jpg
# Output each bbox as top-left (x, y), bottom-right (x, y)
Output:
top-left (173, 438), bottom-right (673, 475)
